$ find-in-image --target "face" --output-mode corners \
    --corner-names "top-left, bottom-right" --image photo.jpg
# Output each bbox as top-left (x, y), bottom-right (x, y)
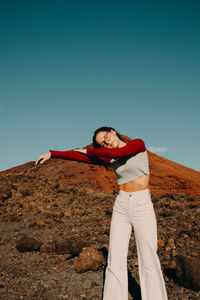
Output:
top-left (95, 130), bottom-right (120, 148)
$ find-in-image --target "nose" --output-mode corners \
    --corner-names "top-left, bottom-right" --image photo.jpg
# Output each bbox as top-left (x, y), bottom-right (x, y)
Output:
top-left (104, 133), bottom-right (110, 141)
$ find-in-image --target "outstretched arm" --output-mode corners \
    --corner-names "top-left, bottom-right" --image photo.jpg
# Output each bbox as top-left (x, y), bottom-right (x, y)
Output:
top-left (35, 149), bottom-right (111, 166)
top-left (50, 149), bottom-right (94, 163)
top-left (35, 139), bottom-right (144, 166)
top-left (50, 149), bottom-right (111, 164)
top-left (85, 139), bottom-right (146, 158)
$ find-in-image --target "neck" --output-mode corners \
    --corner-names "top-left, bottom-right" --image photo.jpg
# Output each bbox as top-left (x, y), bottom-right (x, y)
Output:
top-left (118, 140), bottom-right (127, 148)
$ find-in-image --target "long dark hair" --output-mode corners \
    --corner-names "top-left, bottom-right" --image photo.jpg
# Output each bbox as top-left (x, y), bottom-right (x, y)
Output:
top-left (92, 126), bottom-right (132, 148)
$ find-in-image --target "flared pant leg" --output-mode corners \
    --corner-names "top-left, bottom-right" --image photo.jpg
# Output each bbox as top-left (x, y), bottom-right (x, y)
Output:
top-left (103, 194), bottom-right (132, 300)
top-left (130, 192), bottom-right (168, 300)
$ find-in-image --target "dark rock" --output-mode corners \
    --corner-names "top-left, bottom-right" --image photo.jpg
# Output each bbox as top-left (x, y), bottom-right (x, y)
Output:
top-left (40, 242), bottom-right (56, 253)
top-left (105, 210), bottom-right (112, 216)
top-left (176, 255), bottom-right (200, 291)
top-left (57, 238), bottom-right (86, 256)
top-left (17, 184), bottom-right (32, 197)
top-left (16, 236), bottom-right (42, 252)
top-left (0, 190), bottom-right (12, 203)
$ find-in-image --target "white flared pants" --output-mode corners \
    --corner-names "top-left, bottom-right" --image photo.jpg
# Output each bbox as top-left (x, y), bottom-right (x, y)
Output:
top-left (103, 189), bottom-right (168, 300)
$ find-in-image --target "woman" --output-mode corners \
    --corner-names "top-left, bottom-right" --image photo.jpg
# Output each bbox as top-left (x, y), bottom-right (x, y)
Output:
top-left (35, 126), bottom-right (168, 300)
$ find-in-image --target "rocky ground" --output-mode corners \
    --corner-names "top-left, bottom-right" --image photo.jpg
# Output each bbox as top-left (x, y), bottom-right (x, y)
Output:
top-left (0, 166), bottom-right (200, 299)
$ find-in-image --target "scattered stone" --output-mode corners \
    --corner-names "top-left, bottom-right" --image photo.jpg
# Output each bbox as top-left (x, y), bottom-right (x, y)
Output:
top-left (28, 221), bottom-right (47, 228)
top-left (0, 190), bottom-right (12, 203)
top-left (172, 248), bottom-right (176, 257)
top-left (191, 249), bottom-right (199, 257)
top-left (188, 200), bottom-right (198, 208)
top-left (158, 239), bottom-right (165, 248)
top-left (57, 238), bottom-right (86, 256)
top-left (74, 247), bottom-right (106, 273)
top-left (176, 255), bottom-right (200, 291)
top-left (162, 260), bottom-right (176, 269)
top-left (16, 236), bottom-right (42, 252)
top-left (167, 238), bottom-right (175, 249)
top-left (40, 242), bottom-right (56, 253)
top-left (17, 184), bottom-right (32, 197)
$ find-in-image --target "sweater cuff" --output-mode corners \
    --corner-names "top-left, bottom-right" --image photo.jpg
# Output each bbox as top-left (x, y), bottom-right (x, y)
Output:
top-left (49, 150), bottom-right (55, 157)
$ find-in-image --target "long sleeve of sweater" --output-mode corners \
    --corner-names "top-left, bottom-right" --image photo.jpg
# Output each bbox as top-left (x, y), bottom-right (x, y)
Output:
top-left (49, 149), bottom-right (111, 164)
top-left (86, 139), bottom-right (146, 159)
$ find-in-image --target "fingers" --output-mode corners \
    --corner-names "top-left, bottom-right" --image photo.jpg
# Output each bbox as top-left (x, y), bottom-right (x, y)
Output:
top-left (73, 148), bottom-right (87, 154)
top-left (35, 152), bottom-right (51, 166)
top-left (78, 149), bottom-right (87, 154)
top-left (35, 157), bottom-right (41, 166)
top-left (35, 157), bottom-right (40, 166)
top-left (39, 159), bottom-right (46, 165)
top-left (35, 155), bottom-right (45, 166)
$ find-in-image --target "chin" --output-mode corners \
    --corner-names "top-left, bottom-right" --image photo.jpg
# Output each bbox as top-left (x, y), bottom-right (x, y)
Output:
top-left (112, 142), bottom-right (117, 148)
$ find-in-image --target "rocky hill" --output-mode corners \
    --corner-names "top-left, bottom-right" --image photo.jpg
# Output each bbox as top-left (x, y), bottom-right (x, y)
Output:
top-left (1, 150), bottom-right (200, 195)
top-left (0, 153), bottom-right (199, 299)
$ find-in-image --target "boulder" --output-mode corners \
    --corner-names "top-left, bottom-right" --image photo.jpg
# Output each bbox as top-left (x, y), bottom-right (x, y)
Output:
top-left (16, 236), bottom-right (42, 252)
top-left (176, 255), bottom-right (200, 291)
top-left (57, 238), bottom-right (85, 256)
top-left (40, 242), bottom-right (56, 253)
top-left (74, 247), bottom-right (105, 273)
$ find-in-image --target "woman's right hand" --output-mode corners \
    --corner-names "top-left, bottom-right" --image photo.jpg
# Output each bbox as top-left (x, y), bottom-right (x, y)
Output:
top-left (35, 152), bottom-right (51, 166)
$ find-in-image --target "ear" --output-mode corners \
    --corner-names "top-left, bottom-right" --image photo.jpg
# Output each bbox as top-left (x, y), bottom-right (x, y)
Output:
top-left (111, 129), bottom-right (116, 136)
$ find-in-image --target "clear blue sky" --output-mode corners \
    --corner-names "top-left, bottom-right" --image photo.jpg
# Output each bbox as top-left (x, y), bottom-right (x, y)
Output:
top-left (0, 0), bottom-right (200, 172)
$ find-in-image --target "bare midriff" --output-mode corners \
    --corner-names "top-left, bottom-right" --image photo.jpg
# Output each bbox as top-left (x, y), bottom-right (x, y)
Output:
top-left (118, 174), bottom-right (150, 192)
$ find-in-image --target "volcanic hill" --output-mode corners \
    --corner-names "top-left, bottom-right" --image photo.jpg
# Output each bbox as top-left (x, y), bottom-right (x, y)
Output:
top-left (1, 150), bottom-right (200, 196)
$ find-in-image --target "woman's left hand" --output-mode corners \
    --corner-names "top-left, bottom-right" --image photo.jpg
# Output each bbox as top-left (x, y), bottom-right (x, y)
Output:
top-left (73, 148), bottom-right (87, 154)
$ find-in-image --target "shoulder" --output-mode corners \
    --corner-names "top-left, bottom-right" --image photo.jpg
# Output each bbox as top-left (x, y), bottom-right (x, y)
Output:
top-left (126, 139), bottom-right (146, 150)
top-left (127, 138), bottom-right (145, 145)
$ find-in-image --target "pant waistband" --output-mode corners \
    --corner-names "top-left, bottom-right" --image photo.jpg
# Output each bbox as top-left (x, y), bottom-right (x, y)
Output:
top-left (118, 188), bottom-right (151, 197)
